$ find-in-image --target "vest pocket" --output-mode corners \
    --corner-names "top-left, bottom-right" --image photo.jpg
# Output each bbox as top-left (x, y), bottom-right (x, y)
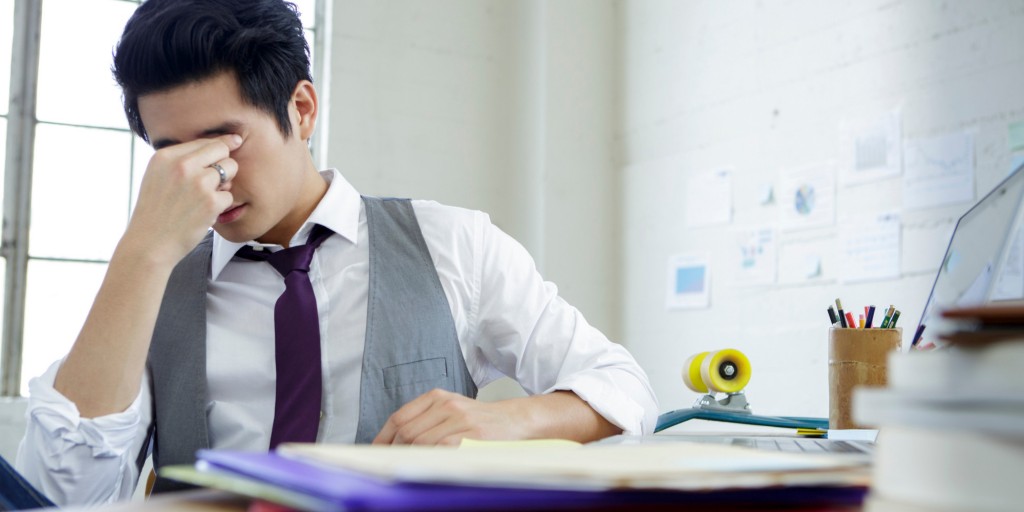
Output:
top-left (382, 357), bottom-right (449, 390)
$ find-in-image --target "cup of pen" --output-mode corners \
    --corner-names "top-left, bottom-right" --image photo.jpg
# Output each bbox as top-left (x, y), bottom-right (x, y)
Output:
top-left (828, 327), bottom-right (901, 429)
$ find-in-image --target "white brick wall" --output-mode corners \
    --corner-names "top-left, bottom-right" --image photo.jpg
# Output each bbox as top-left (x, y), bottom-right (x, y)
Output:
top-left (620, 0), bottom-right (1024, 422)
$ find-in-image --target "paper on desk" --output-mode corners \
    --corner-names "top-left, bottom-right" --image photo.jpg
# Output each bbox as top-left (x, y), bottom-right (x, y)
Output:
top-left (459, 438), bottom-right (582, 449)
top-left (278, 442), bottom-right (869, 491)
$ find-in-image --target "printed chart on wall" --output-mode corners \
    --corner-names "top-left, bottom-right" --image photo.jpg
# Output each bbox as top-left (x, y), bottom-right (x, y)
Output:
top-left (779, 236), bottom-right (833, 284)
top-left (686, 169), bottom-right (733, 228)
top-left (903, 131), bottom-right (975, 211)
top-left (839, 109), bottom-right (902, 186)
top-left (902, 220), bottom-right (956, 275)
top-left (839, 212), bottom-right (901, 283)
top-left (731, 228), bottom-right (777, 286)
top-left (778, 164), bottom-right (836, 231)
top-left (666, 253), bottom-right (710, 310)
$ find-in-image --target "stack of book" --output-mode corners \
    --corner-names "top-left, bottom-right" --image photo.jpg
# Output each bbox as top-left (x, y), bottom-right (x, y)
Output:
top-left (853, 304), bottom-right (1024, 511)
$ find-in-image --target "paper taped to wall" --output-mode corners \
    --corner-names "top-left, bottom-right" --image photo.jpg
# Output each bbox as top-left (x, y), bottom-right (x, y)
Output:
top-left (779, 164), bottom-right (836, 231)
top-left (666, 253), bottom-right (711, 310)
top-left (731, 228), bottom-right (777, 286)
top-left (686, 169), bottom-right (733, 228)
top-left (839, 212), bottom-right (900, 283)
top-left (840, 109), bottom-right (902, 186)
top-left (903, 131), bottom-right (975, 211)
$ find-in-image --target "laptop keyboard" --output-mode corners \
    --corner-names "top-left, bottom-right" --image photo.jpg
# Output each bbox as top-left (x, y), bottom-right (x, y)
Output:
top-left (730, 438), bottom-right (871, 454)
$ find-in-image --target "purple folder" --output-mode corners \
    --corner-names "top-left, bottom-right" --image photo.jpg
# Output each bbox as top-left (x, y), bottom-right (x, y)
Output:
top-left (194, 450), bottom-right (866, 511)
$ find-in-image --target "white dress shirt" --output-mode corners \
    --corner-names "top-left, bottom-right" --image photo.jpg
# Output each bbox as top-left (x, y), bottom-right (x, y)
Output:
top-left (16, 169), bottom-right (659, 506)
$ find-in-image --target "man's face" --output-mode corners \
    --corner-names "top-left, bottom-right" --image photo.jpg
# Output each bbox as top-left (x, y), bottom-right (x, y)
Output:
top-left (137, 71), bottom-right (315, 245)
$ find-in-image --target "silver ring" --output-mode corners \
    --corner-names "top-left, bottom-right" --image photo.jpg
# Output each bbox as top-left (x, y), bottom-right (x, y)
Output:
top-left (210, 163), bottom-right (227, 186)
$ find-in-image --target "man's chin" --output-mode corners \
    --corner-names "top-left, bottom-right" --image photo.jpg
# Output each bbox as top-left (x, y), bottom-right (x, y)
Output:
top-left (212, 224), bottom-right (263, 244)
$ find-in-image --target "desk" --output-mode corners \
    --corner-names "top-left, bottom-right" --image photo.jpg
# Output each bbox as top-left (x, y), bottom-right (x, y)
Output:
top-left (57, 432), bottom-right (869, 511)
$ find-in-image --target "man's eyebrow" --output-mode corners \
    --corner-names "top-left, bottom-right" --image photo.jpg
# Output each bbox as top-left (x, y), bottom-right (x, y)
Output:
top-left (151, 121), bottom-right (244, 150)
top-left (200, 121), bottom-right (244, 138)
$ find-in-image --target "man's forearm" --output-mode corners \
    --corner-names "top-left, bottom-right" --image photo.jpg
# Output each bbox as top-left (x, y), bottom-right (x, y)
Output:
top-left (374, 388), bottom-right (622, 445)
top-left (512, 390), bottom-right (622, 442)
top-left (53, 238), bottom-right (175, 418)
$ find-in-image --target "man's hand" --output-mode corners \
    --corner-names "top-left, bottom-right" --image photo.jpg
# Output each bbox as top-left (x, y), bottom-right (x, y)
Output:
top-left (123, 134), bottom-right (241, 265)
top-left (372, 389), bottom-right (622, 446)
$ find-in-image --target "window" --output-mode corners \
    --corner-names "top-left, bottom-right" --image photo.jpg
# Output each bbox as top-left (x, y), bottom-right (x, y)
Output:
top-left (0, 0), bottom-right (330, 396)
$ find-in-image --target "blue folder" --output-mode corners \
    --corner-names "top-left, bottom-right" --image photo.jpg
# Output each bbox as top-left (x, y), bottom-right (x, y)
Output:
top-left (185, 450), bottom-right (867, 511)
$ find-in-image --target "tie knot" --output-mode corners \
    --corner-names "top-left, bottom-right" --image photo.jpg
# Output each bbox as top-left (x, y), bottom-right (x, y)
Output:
top-left (266, 244), bottom-right (317, 276)
top-left (236, 224), bottom-right (334, 278)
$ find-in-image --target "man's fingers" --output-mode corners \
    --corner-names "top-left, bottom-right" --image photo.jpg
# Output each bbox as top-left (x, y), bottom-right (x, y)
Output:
top-left (392, 407), bottom-right (449, 445)
top-left (375, 390), bottom-right (484, 445)
top-left (150, 134), bottom-right (242, 184)
top-left (208, 158), bottom-right (239, 190)
top-left (156, 133), bottom-right (241, 160)
top-left (406, 416), bottom-right (475, 446)
top-left (373, 391), bottom-right (440, 444)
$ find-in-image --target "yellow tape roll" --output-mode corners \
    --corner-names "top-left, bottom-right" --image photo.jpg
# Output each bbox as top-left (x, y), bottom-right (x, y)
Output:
top-left (681, 351), bottom-right (710, 393)
top-left (699, 348), bottom-right (751, 394)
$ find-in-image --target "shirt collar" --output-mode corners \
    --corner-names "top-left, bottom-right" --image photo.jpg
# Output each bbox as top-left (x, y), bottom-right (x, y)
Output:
top-left (210, 169), bottom-right (361, 280)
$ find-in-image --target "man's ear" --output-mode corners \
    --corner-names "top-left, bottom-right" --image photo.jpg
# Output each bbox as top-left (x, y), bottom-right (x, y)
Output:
top-left (291, 80), bottom-right (317, 141)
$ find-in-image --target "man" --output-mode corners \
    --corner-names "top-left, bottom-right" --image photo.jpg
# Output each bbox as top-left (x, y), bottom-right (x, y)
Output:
top-left (15, 0), bottom-right (658, 505)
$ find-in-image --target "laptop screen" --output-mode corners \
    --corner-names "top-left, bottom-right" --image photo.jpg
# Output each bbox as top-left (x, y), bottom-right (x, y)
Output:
top-left (914, 162), bottom-right (1024, 349)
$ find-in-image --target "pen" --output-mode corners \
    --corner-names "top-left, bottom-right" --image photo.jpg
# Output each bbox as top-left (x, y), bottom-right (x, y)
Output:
top-left (866, 305), bottom-right (876, 328)
top-left (910, 324), bottom-right (926, 349)
top-left (880, 305), bottom-right (895, 328)
top-left (858, 314), bottom-right (865, 329)
top-left (889, 310), bottom-right (901, 328)
top-left (827, 305), bottom-right (838, 326)
top-left (836, 298), bottom-right (847, 328)
top-left (845, 312), bottom-right (856, 329)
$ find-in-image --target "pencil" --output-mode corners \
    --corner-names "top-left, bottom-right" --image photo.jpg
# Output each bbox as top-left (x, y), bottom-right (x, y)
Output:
top-left (880, 305), bottom-right (895, 328)
top-left (889, 310), bottom-right (901, 328)
top-left (836, 298), bottom-right (847, 328)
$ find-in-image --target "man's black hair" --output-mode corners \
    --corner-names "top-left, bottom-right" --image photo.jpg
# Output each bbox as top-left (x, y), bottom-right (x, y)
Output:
top-left (112, 0), bottom-right (311, 143)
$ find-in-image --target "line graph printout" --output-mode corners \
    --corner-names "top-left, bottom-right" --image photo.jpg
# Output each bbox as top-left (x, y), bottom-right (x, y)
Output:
top-left (903, 131), bottom-right (975, 211)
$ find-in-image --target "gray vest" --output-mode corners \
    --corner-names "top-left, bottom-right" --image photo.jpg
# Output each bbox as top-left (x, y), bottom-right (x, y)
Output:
top-left (143, 197), bottom-right (477, 493)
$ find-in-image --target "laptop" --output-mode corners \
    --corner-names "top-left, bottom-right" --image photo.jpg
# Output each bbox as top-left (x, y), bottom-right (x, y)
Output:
top-left (599, 162), bottom-right (1024, 456)
top-left (914, 161), bottom-right (1024, 348)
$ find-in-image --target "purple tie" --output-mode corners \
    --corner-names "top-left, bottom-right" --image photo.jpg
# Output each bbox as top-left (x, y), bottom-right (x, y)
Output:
top-left (237, 224), bottom-right (333, 449)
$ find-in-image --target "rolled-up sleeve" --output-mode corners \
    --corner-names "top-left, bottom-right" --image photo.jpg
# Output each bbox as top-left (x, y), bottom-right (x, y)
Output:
top-left (464, 212), bottom-right (659, 435)
top-left (15, 359), bottom-right (151, 506)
